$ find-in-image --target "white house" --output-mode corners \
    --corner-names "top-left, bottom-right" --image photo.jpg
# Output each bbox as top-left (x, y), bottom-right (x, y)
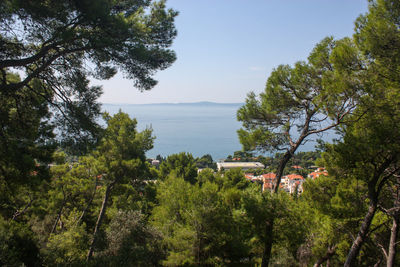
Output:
top-left (216, 162), bottom-right (264, 171)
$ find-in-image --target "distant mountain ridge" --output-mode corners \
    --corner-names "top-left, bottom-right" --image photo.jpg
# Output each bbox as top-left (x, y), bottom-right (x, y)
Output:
top-left (102, 101), bottom-right (244, 106)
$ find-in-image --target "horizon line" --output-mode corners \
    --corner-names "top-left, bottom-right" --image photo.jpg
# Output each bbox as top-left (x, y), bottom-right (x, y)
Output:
top-left (101, 101), bottom-right (245, 105)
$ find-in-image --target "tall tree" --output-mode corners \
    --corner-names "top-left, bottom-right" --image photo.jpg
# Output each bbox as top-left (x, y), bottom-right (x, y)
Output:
top-left (0, 0), bottom-right (177, 153)
top-left (0, 73), bottom-right (55, 220)
top-left (338, 0), bottom-right (400, 265)
top-left (377, 177), bottom-right (400, 267)
top-left (242, 186), bottom-right (308, 265)
top-left (237, 37), bottom-right (360, 266)
top-left (86, 111), bottom-right (153, 261)
top-left (152, 172), bottom-right (254, 266)
top-left (301, 175), bottom-right (370, 266)
top-left (46, 155), bottom-right (100, 235)
top-left (322, 100), bottom-right (400, 266)
top-left (96, 210), bottom-right (165, 266)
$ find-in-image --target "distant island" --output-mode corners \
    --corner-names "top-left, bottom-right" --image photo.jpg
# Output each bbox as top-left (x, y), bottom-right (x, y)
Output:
top-left (102, 101), bottom-right (244, 106)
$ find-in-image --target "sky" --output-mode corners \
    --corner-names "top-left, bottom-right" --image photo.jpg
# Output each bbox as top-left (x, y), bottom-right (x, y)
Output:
top-left (97, 0), bottom-right (369, 104)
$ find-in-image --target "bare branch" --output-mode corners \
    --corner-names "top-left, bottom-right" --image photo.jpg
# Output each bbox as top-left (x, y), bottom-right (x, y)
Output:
top-left (12, 195), bottom-right (33, 221)
top-left (4, 45), bottom-right (95, 92)
top-left (0, 15), bottom-right (83, 69)
top-left (310, 115), bottom-right (328, 123)
top-left (377, 243), bottom-right (388, 260)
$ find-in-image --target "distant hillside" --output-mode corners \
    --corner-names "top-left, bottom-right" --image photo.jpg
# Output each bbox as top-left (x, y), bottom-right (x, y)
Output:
top-left (102, 101), bottom-right (244, 107)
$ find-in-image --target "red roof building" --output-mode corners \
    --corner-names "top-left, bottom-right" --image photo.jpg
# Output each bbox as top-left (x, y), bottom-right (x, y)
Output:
top-left (261, 173), bottom-right (276, 192)
top-left (284, 174), bottom-right (304, 180)
top-left (308, 170), bottom-right (328, 179)
top-left (244, 173), bottom-right (254, 180)
top-left (262, 173), bottom-right (277, 179)
top-left (291, 165), bottom-right (303, 169)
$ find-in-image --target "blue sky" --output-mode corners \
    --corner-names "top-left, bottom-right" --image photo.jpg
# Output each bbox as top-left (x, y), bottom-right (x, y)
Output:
top-left (98, 0), bottom-right (368, 104)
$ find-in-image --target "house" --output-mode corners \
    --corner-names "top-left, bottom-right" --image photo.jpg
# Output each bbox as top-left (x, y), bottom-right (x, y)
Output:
top-left (261, 173), bottom-right (277, 180)
top-left (151, 159), bottom-right (160, 167)
top-left (260, 172), bottom-right (307, 194)
top-left (281, 174), bottom-right (304, 192)
top-left (291, 165), bottom-right (303, 169)
top-left (308, 168), bottom-right (328, 179)
top-left (261, 173), bottom-right (276, 192)
top-left (244, 173), bottom-right (255, 180)
top-left (263, 181), bottom-right (274, 191)
top-left (288, 179), bottom-right (304, 194)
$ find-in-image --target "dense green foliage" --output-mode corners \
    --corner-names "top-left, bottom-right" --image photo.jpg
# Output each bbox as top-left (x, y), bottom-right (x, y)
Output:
top-left (0, 0), bottom-right (177, 154)
top-left (2, 0), bottom-right (400, 266)
top-left (234, 0), bottom-right (400, 265)
top-left (236, 33), bottom-right (362, 267)
top-left (159, 152), bottom-right (198, 184)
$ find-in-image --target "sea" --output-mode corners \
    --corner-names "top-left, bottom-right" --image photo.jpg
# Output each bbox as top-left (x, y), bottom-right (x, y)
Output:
top-left (102, 102), bottom-right (334, 160)
top-left (102, 102), bottom-right (243, 160)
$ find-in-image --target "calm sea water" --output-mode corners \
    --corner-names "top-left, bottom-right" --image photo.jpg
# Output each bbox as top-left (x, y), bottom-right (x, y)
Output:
top-left (102, 102), bottom-right (244, 160)
top-left (102, 102), bottom-right (334, 160)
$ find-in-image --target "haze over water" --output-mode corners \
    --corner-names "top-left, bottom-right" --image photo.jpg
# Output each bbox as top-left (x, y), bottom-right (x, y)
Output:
top-left (103, 102), bottom-right (243, 160)
top-left (102, 102), bottom-right (332, 160)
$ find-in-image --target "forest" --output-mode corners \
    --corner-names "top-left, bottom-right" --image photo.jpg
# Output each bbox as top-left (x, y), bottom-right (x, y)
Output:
top-left (1, 0), bottom-right (400, 266)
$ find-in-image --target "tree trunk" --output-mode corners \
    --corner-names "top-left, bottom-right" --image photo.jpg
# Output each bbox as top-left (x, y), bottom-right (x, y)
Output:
top-left (387, 176), bottom-right (400, 267)
top-left (76, 178), bottom-right (98, 226)
top-left (261, 118), bottom-right (312, 266)
top-left (50, 198), bottom-right (66, 234)
top-left (261, 136), bottom-right (307, 265)
top-left (273, 150), bottom-right (292, 193)
top-left (344, 201), bottom-right (377, 267)
top-left (344, 157), bottom-right (395, 267)
top-left (86, 181), bottom-right (114, 262)
top-left (313, 245), bottom-right (336, 267)
top-left (12, 197), bottom-right (33, 221)
top-left (387, 215), bottom-right (399, 267)
top-left (374, 258), bottom-right (383, 267)
top-left (260, 151), bottom-right (292, 267)
top-left (261, 215), bottom-right (275, 267)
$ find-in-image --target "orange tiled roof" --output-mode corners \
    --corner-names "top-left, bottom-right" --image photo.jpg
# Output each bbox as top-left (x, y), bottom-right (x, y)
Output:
top-left (262, 173), bottom-right (276, 179)
top-left (285, 174), bottom-right (304, 180)
top-left (245, 174), bottom-right (254, 180)
top-left (308, 171), bottom-right (328, 179)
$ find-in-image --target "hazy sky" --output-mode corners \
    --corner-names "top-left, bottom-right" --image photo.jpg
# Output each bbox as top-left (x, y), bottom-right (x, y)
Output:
top-left (97, 0), bottom-right (368, 104)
